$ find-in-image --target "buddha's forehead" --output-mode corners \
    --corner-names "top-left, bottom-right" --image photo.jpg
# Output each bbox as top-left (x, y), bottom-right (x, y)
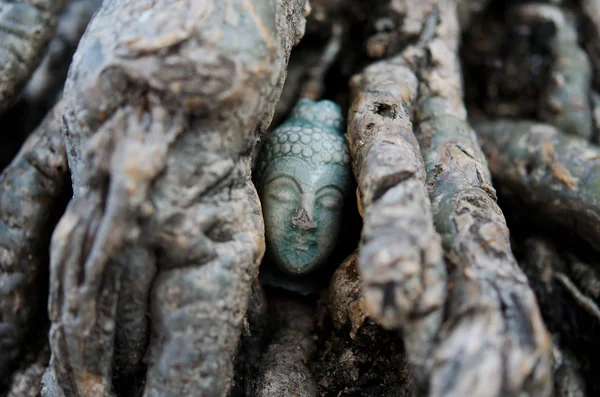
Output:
top-left (256, 98), bottom-right (352, 184)
top-left (263, 157), bottom-right (352, 192)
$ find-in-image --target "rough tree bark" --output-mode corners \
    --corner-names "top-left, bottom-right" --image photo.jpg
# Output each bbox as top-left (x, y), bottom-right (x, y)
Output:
top-left (517, 236), bottom-right (600, 396)
top-left (345, 0), bottom-right (553, 395)
top-left (346, 51), bottom-right (447, 378)
top-left (6, 345), bottom-right (51, 397)
top-left (581, 0), bottom-right (600, 88)
top-left (45, 1), bottom-right (308, 396)
top-left (413, 2), bottom-right (553, 394)
top-left (251, 297), bottom-right (317, 397)
top-left (0, 102), bottom-right (69, 382)
top-left (0, 0), bottom-right (67, 115)
top-left (474, 120), bottom-right (600, 251)
top-left (20, 0), bottom-right (102, 128)
top-left (315, 252), bottom-right (413, 397)
top-left (4, 0), bottom-right (600, 395)
top-left (510, 4), bottom-right (593, 140)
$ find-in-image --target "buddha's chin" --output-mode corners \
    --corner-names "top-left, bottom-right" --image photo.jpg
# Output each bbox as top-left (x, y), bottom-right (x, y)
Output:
top-left (269, 248), bottom-right (323, 276)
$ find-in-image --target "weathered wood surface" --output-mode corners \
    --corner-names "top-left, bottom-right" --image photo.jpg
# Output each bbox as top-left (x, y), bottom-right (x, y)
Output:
top-left (346, 0), bottom-right (553, 395)
top-left (510, 4), bottom-right (593, 140)
top-left (22, 0), bottom-right (103, 124)
top-left (316, 253), bottom-right (413, 397)
top-left (475, 120), bottom-right (600, 252)
top-left (251, 297), bottom-right (316, 397)
top-left (45, 1), bottom-right (308, 396)
top-left (3, 0), bottom-right (600, 395)
top-left (0, 0), bottom-right (67, 115)
top-left (346, 52), bottom-right (446, 377)
top-left (6, 345), bottom-right (51, 397)
top-left (0, 102), bottom-right (68, 381)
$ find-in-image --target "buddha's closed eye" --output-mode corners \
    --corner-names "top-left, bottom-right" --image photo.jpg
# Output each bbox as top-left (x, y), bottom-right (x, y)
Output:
top-left (265, 175), bottom-right (301, 203)
top-left (316, 186), bottom-right (344, 210)
top-left (269, 187), bottom-right (296, 202)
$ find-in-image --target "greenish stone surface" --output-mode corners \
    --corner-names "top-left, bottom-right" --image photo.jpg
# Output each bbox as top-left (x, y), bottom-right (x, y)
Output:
top-left (256, 99), bottom-right (352, 276)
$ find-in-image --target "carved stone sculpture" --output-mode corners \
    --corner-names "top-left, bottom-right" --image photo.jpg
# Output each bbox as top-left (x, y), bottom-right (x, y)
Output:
top-left (255, 99), bottom-right (352, 277)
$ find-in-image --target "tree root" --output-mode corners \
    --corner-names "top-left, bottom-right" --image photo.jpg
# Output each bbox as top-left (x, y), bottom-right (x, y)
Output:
top-left (0, 102), bottom-right (69, 382)
top-left (45, 1), bottom-right (308, 396)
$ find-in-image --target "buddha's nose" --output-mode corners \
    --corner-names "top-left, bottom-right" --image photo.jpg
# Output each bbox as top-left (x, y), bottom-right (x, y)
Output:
top-left (291, 207), bottom-right (317, 231)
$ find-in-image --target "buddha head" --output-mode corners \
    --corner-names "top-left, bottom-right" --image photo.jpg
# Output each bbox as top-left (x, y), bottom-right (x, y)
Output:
top-left (255, 99), bottom-right (353, 276)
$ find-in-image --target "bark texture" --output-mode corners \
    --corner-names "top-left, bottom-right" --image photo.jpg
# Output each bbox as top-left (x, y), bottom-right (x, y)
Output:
top-left (474, 120), bottom-right (600, 251)
top-left (314, 253), bottom-right (412, 397)
top-left (346, 53), bottom-right (446, 376)
top-left (6, 345), bottom-right (50, 397)
top-left (22, 0), bottom-right (102, 121)
top-left (45, 1), bottom-right (307, 396)
top-left (346, 0), bottom-right (553, 395)
top-left (328, 252), bottom-right (365, 339)
top-left (412, 1), bottom-right (553, 395)
top-left (230, 281), bottom-right (268, 397)
top-left (581, 0), bottom-right (600, 88)
top-left (510, 4), bottom-right (593, 140)
top-left (251, 297), bottom-right (317, 397)
top-left (0, 0), bottom-right (66, 115)
top-left (552, 344), bottom-right (587, 397)
top-left (0, 102), bottom-right (69, 381)
top-left (517, 236), bottom-right (600, 396)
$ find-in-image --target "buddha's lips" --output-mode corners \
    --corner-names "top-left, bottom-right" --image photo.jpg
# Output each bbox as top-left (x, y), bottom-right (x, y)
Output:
top-left (293, 235), bottom-right (317, 251)
top-left (295, 244), bottom-right (310, 252)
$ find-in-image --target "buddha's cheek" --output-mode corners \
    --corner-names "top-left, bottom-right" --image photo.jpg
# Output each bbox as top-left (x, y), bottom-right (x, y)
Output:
top-left (314, 210), bottom-right (342, 263)
top-left (261, 200), bottom-right (296, 265)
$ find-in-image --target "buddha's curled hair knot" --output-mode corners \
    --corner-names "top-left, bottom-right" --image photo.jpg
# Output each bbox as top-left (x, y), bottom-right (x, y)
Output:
top-left (255, 99), bottom-right (350, 181)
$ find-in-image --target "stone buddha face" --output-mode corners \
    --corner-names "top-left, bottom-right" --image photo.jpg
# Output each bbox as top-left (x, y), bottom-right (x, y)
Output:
top-left (256, 99), bottom-right (352, 276)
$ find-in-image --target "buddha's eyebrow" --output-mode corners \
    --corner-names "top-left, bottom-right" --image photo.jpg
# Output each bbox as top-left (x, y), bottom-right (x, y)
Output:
top-left (264, 174), bottom-right (303, 193)
top-left (316, 184), bottom-right (344, 197)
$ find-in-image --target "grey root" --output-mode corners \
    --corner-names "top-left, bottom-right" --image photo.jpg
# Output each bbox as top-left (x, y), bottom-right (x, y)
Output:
top-left (44, 0), bottom-right (307, 396)
top-left (251, 297), bottom-right (317, 397)
top-left (2, 0), bottom-right (600, 396)
top-left (474, 120), bottom-right (600, 251)
top-left (347, 0), bottom-right (552, 395)
top-left (0, 102), bottom-right (69, 381)
top-left (347, 44), bottom-right (447, 378)
top-left (510, 4), bottom-right (593, 140)
top-left (0, 0), bottom-right (67, 115)
top-left (414, 2), bottom-right (552, 395)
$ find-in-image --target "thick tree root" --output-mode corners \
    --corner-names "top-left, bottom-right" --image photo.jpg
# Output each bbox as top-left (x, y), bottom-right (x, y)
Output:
top-left (346, 52), bottom-right (446, 376)
top-left (414, 2), bottom-right (553, 391)
top-left (0, 0), bottom-right (66, 115)
top-left (45, 1), bottom-right (307, 396)
top-left (474, 119), bottom-right (600, 251)
top-left (517, 236), bottom-right (600, 396)
top-left (510, 4), bottom-right (593, 140)
top-left (0, 102), bottom-right (69, 382)
top-left (346, 0), bottom-right (553, 395)
top-left (328, 252), bottom-right (366, 339)
top-left (315, 254), bottom-right (412, 397)
top-left (21, 0), bottom-right (103, 127)
top-left (251, 296), bottom-right (317, 397)
top-left (6, 345), bottom-right (51, 397)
